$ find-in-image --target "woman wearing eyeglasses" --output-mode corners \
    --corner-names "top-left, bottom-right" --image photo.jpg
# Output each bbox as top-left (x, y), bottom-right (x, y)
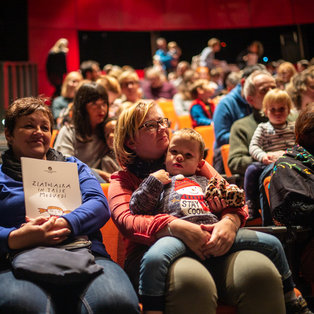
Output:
top-left (109, 100), bottom-right (285, 314)
top-left (54, 82), bottom-right (111, 182)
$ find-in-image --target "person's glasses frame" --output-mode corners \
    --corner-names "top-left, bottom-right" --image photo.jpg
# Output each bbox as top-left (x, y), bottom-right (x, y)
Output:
top-left (138, 118), bottom-right (170, 131)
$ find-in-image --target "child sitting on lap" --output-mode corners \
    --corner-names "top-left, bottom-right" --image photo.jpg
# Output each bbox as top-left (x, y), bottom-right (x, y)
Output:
top-left (130, 128), bottom-right (310, 314)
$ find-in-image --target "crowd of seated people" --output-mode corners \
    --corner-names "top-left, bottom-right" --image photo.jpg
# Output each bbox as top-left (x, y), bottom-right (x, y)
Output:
top-left (3, 36), bottom-right (313, 313)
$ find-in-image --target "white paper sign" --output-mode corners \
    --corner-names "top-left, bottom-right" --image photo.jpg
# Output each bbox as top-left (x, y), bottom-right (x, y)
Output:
top-left (21, 157), bottom-right (82, 218)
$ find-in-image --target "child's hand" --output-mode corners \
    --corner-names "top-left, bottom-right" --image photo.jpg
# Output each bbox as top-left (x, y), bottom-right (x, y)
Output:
top-left (262, 154), bottom-right (274, 165)
top-left (270, 150), bottom-right (285, 160)
top-left (151, 170), bottom-right (171, 185)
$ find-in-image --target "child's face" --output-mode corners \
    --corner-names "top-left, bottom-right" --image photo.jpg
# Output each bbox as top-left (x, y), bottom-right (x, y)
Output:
top-left (165, 135), bottom-right (203, 176)
top-left (200, 84), bottom-right (215, 100)
top-left (265, 102), bottom-right (290, 126)
top-left (104, 120), bottom-right (117, 150)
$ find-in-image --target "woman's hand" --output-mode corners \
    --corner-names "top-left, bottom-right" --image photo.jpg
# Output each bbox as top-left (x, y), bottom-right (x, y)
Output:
top-left (200, 216), bottom-right (239, 257)
top-left (168, 219), bottom-right (211, 260)
top-left (8, 216), bottom-right (71, 250)
top-left (97, 169), bottom-right (111, 182)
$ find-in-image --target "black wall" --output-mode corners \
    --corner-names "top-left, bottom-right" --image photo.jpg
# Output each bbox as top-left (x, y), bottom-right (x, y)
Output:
top-left (0, 1), bottom-right (28, 61)
top-left (79, 24), bottom-right (314, 69)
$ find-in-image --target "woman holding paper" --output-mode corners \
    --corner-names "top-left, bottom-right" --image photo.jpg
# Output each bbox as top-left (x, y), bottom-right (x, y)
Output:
top-left (0, 97), bottom-right (140, 313)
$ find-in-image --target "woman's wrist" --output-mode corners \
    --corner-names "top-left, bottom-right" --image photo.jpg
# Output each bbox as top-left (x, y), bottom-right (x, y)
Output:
top-left (8, 229), bottom-right (23, 250)
top-left (222, 215), bottom-right (240, 231)
top-left (167, 223), bottom-right (174, 236)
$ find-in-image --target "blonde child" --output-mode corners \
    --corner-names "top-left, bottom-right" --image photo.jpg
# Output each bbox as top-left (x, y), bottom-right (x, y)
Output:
top-left (244, 88), bottom-right (296, 220)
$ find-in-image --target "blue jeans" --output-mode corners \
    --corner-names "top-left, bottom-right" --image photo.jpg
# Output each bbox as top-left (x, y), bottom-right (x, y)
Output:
top-left (244, 162), bottom-right (274, 224)
top-left (0, 257), bottom-right (140, 314)
top-left (139, 229), bottom-right (293, 310)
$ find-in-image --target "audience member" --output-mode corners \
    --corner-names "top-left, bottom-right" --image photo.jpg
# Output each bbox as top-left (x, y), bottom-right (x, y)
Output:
top-left (118, 70), bottom-right (142, 104)
top-left (96, 75), bottom-right (121, 105)
top-left (296, 59), bottom-right (310, 73)
top-left (100, 117), bottom-right (120, 176)
top-left (189, 79), bottom-right (216, 127)
top-left (129, 127), bottom-right (308, 314)
top-left (141, 67), bottom-right (177, 100)
top-left (169, 61), bottom-right (191, 88)
top-left (96, 75), bottom-right (121, 117)
top-left (236, 41), bottom-right (264, 70)
top-left (46, 38), bottom-right (68, 98)
top-left (51, 71), bottom-right (83, 127)
top-left (167, 41), bottom-right (182, 70)
top-left (105, 65), bottom-right (123, 79)
top-left (276, 62), bottom-right (297, 87)
top-left (80, 60), bottom-right (101, 81)
top-left (0, 97), bottom-right (140, 313)
top-left (286, 65), bottom-right (314, 111)
top-left (224, 71), bottom-right (241, 93)
top-left (154, 37), bottom-right (173, 73)
top-left (210, 67), bottom-right (224, 95)
top-left (245, 89), bottom-right (295, 220)
top-left (227, 70), bottom-right (275, 181)
top-left (54, 82), bottom-right (111, 182)
top-left (199, 38), bottom-right (221, 70)
top-left (173, 69), bottom-right (197, 116)
top-left (109, 100), bottom-right (286, 314)
top-left (196, 66), bottom-right (210, 80)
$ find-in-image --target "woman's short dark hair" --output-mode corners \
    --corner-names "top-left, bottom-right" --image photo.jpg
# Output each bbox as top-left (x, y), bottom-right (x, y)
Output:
top-left (73, 82), bottom-right (109, 141)
top-left (5, 97), bottom-right (54, 135)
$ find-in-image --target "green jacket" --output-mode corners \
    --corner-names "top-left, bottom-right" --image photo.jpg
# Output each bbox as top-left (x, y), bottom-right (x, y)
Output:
top-left (228, 109), bottom-right (267, 176)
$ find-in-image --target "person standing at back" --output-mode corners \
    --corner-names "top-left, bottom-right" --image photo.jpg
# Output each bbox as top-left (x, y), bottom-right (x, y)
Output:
top-left (199, 38), bottom-right (221, 70)
top-left (154, 37), bottom-right (173, 74)
top-left (46, 38), bottom-right (68, 98)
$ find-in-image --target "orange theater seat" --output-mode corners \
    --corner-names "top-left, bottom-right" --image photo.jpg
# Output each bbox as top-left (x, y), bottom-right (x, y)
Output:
top-left (50, 129), bottom-right (59, 148)
top-left (157, 100), bottom-right (178, 130)
top-left (220, 144), bottom-right (232, 177)
top-left (194, 125), bottom-right (215, 165)
top-left (100, 183), bottom-right (125, 267)
top-left (263, 175), bottom-right (271, 206)
top-left (177, 115), bottom-right (193, 129)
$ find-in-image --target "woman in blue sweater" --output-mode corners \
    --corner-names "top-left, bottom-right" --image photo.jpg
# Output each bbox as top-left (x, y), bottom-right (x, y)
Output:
top-left (0, 97), bottom-right (139, 313)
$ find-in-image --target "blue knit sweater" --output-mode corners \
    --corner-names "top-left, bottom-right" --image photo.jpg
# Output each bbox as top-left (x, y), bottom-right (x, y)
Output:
top-left (213, 84), bottom-right (251, 148)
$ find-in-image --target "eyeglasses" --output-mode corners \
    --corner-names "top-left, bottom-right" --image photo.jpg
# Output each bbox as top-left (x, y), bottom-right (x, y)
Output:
top-left (138, 118), bottom-right (170, 131)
